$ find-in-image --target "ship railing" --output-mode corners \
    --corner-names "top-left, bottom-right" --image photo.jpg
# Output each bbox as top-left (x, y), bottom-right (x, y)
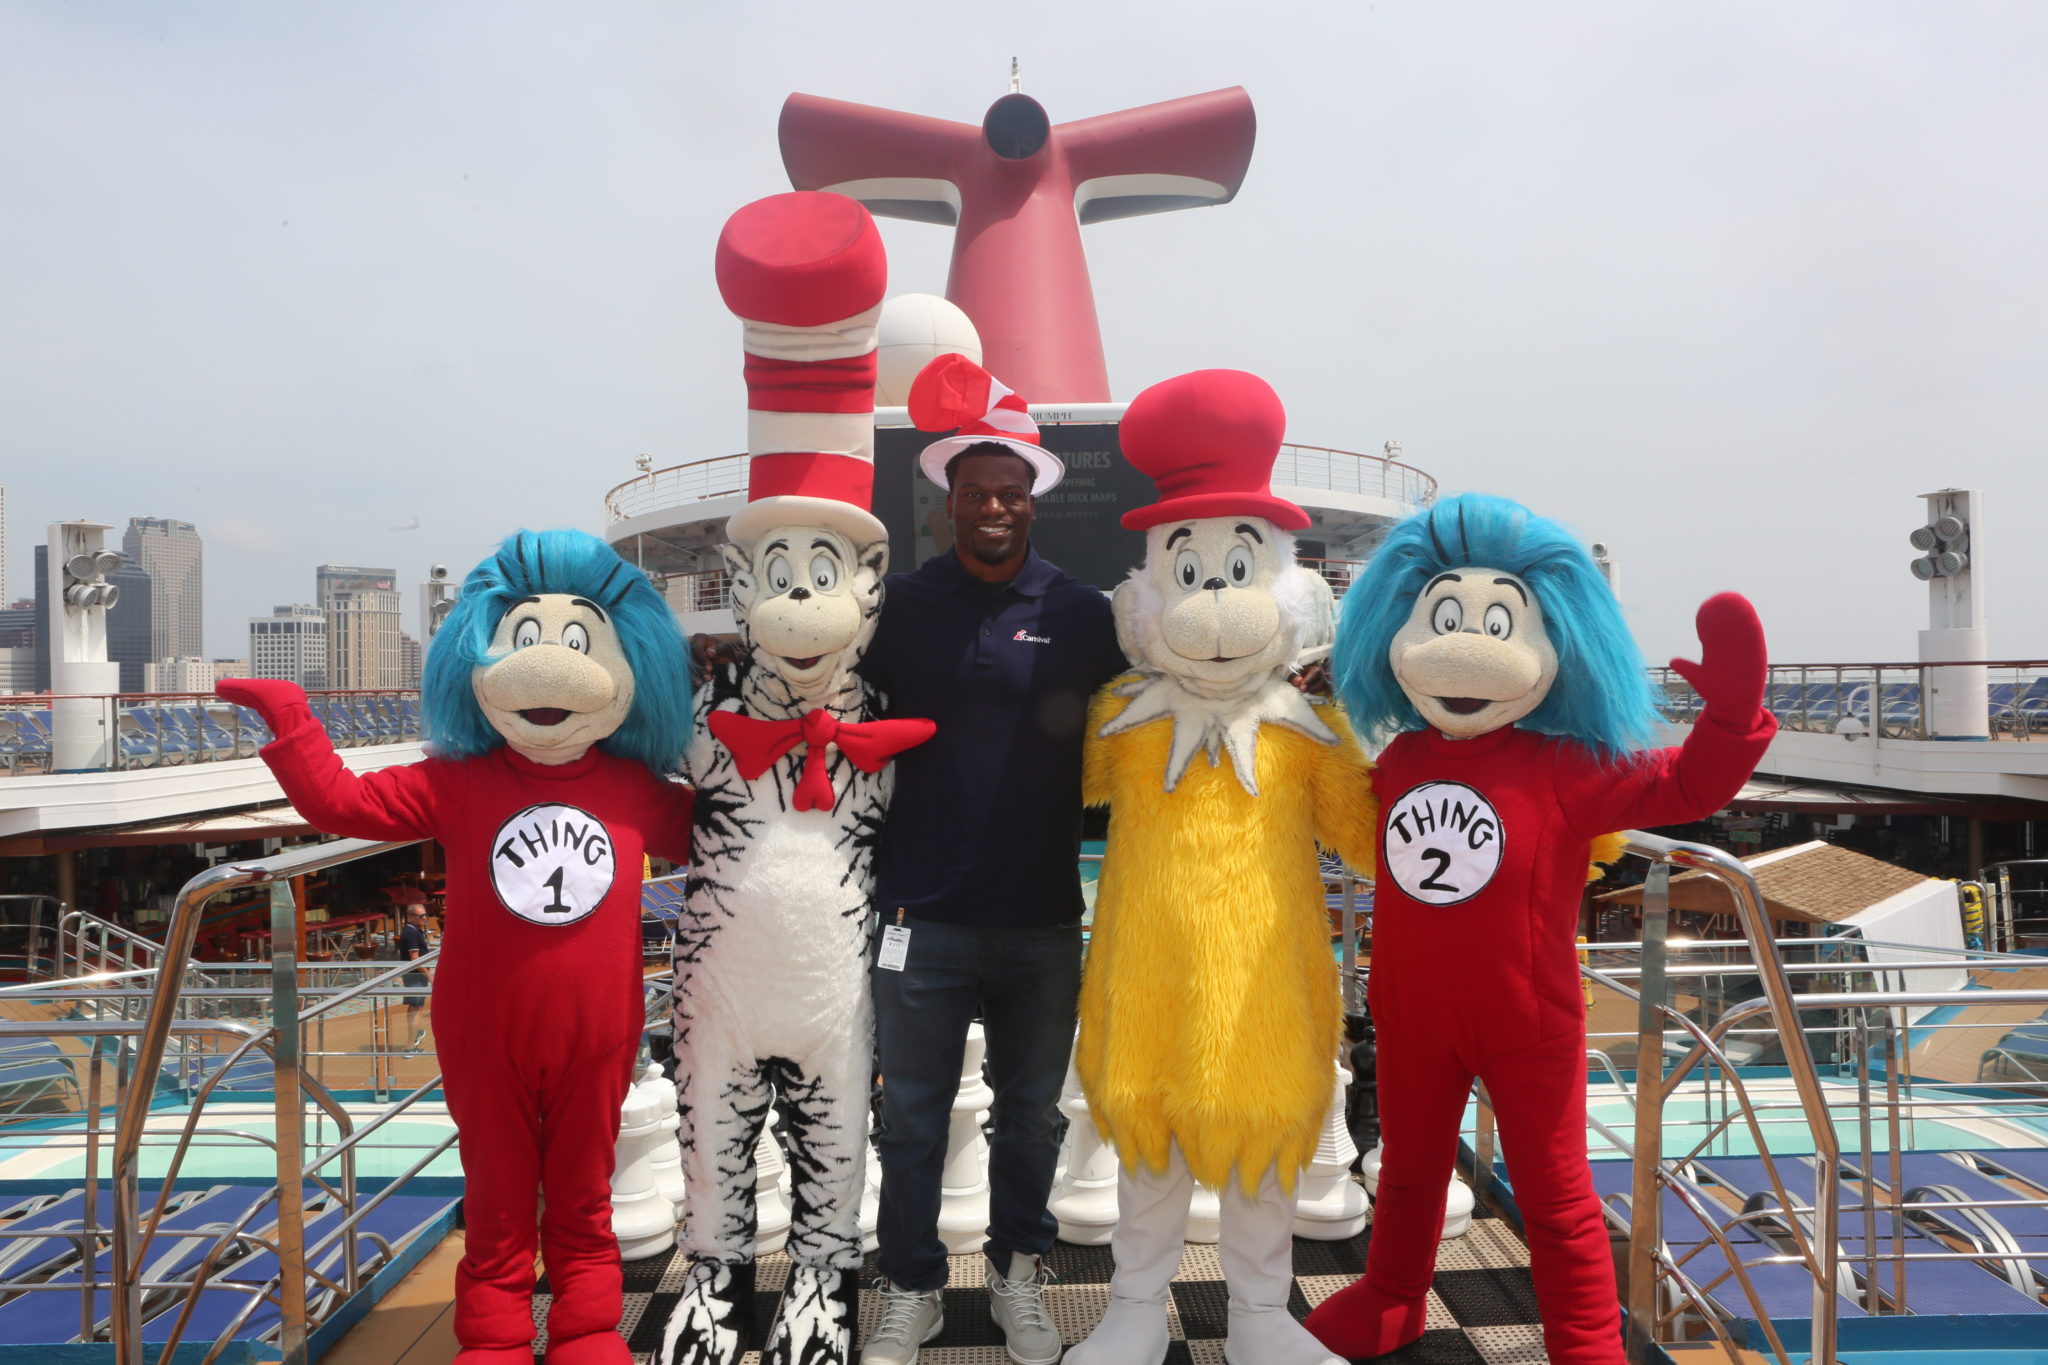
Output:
top-left (1271, 443), bottom-right (1440, 507)
top-left (0, 895), bottom-right (64, 981)
top-left (660, 567), bottom-right (734, 614)
top-left (0, 836), bottom-right (458, 1365)
top-left (0, 689), bottom-right (423, 776)
top-left (1297, 557), bottom-right (1367, 602)
top-left (53, 909), bottom-right (227, 995)
top-left (603, 452), bottom-right (751, 523)
top-left (1980, 860), bottom-right (2048, 953)
top-left (602, 442), bottom-right (1441, 528)
top-left (1558, 845), bottom-right (2048, 1363)
top-left (1651, 661), bottom-right (2048, 741)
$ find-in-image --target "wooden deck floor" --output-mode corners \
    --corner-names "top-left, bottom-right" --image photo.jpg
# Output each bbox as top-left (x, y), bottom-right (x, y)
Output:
top-left (325, 1233), bottom-right (473, 1365)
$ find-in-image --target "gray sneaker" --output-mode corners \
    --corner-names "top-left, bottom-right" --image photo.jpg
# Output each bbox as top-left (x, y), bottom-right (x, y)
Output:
top-left (861, 1277), bottom-right (943, 1364)
top-left (987, 1253), bottom-right (1061, 1365)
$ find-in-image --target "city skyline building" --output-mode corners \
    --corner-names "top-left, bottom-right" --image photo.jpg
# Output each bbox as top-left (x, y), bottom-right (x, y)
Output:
top-left (398, 630), bottom-right (422, 689)
top-left (144, 657), bottom-right (217, 693)
top-left (1, 486), bottom-right (8, 607)
top-left (122, 517), bottom-right (204, 664)
top-left (249, 604), bottom-right (327, 690)
top-left (317, 566), bottom-right (401, 689)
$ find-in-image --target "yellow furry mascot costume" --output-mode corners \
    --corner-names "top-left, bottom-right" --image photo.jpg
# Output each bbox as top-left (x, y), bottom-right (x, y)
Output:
top-left (1069, 370), bottom-right (1375, 1365)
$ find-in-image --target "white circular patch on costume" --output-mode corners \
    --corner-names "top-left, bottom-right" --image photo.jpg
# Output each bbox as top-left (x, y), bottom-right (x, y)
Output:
top-left (1382, 781), bottom-right (1504, 907)
top-left (487, 803), bottom-right (616, 926)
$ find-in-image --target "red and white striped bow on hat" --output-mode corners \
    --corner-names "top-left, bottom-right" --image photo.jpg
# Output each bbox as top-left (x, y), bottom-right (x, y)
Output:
top-left (908, 354), bottom-right (1066, 495)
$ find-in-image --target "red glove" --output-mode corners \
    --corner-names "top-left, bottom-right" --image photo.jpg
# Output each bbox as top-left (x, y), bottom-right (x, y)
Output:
top-left (216, 677), bottom-right (318, 740)
top-left (1668, 593), bottom-right (1768, 726)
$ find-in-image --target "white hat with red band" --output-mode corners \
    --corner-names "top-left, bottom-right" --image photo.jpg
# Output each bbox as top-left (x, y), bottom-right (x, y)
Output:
top-left (908, 354), bottom-right (1065, 495)
top-left (715, 191), bottom-right (890, 546)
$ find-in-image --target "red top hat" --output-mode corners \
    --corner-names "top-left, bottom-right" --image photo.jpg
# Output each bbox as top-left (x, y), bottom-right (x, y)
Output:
top-left (1117, 370), bottom-right (1309, 532)
top-left (715, 191), bottom-right (889, 545)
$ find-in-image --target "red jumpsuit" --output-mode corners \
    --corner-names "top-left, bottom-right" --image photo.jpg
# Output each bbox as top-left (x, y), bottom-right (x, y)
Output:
top-left (1331, 712), bottom-right (1771, 1363)
top-left (257, 716), bottom-right (692, 1363)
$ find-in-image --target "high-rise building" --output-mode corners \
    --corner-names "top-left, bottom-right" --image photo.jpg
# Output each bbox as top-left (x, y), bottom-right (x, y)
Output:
top-left (317, 566), bottom-right (401, 689)
top-left (0, 486), bottom-right (8, 607)
top-left (144, 658), bottom-right (216, 693)
top-left (398, 631), bottom-right (422, 689)
top-left (0, 604), bottom-right (34, 694)
top-left (249, 605), bottom-right (327, 690)
top-left (122, 517), bottom-right (203, 663)
top-left (32, 545), bottom-right (152, 692)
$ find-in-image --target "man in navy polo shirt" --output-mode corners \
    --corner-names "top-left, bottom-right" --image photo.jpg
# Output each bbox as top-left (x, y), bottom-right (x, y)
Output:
top-left (858, 358), bottom-right (1126, 1365)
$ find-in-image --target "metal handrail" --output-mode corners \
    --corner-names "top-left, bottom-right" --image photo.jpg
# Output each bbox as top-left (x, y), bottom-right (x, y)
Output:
top-left (109, 836), bottom-right (419, 1365)
top-left (0, 894), bottom-right (63, 978)
top-left (1617, 831), bottom-right (1841, 1365)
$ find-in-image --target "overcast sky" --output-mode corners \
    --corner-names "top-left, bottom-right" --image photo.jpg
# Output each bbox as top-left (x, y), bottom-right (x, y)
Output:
top-left (3, 1), bottom-right (2043, 666)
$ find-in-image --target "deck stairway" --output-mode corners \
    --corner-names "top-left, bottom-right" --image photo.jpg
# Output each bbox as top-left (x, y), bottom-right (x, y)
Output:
top-left (0, 841), bottom-right (461, 1362)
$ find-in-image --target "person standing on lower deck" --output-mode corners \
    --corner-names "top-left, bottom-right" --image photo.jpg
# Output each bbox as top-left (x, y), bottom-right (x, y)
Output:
top-left (856, 357), bottom-right (1127, 1365)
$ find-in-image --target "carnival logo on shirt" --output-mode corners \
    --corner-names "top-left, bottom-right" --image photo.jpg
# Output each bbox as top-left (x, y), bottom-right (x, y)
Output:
top-left (1382, 781), bottom-right (1504, 907)
top-left (488, 803), bottom-right (616, 926)
top-left (1012, 629), bottom-right (1052, 644)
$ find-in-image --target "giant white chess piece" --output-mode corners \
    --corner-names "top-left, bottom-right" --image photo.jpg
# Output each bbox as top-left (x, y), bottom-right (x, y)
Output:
top-left (936, 1022), bottom-right (993, 1254)
top-left (615, 1070), bottom-right (681, 1261)
top-left (641, 1060), bottom-right (688, 1225)
top-left (1049, 1048), bottom-right (1119, 1245)
top-left (1292, 1063), bottom-right (1369, 1240)
top-left (755, 1107), bottom-right (794, 1256)
top-left (1359, 1142), bottom-right (1472, 1240)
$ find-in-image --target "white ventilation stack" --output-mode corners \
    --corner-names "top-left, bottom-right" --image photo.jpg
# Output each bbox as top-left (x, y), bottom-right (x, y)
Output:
top-left (47, 522), bottom-right (123, 773)
top-left (1910, 489), bottom-right (1989, 740)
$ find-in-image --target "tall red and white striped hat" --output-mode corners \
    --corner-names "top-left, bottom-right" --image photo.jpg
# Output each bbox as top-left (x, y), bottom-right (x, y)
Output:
top-left (715, 191), bottom-right (889, 546)
top-left (908, 354), bottom-right (1065, 494)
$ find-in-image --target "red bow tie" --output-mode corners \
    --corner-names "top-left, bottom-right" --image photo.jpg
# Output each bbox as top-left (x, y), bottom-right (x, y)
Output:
top-left (708, 708), bottom-right (936, 812)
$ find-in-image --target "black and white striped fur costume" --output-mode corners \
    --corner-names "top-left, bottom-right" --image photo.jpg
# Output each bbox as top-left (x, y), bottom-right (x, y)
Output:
top-left (658, 535), bottom-right (891, 1365)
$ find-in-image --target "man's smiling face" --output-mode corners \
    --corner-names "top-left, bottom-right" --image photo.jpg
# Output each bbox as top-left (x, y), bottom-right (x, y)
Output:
top-left (945, 450), bottom-right (1036, 571)
top-left (1388, 567), bottom-right (1558, 738)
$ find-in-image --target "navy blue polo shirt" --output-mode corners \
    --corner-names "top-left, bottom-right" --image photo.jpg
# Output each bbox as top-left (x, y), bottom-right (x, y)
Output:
top-left (860, 547), bottom-right (1126, 927)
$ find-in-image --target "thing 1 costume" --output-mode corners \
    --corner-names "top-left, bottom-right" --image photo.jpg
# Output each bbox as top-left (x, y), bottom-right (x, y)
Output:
top-left (1307, 494), bottom-right (1775, 1364)
top-left (219, 530), bottom-right (694, 1365)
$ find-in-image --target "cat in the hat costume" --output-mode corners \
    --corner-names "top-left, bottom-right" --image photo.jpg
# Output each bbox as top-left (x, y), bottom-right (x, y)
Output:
top-left (219, 530), bottom-right (694, 1365)
top-left (1069, 370), bottom-right (1375, 1365)
top-left (1306, 494), bottom-right (1774, 1365)
top-left (657, 192), bottom-right (933, 1365)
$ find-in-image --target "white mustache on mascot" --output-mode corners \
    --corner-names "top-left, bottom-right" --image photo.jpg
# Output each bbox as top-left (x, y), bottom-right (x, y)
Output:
top-left (218, 528), bottom-right (694, 1365)
top-left (1305, 493), bottom-right (1775, 1365)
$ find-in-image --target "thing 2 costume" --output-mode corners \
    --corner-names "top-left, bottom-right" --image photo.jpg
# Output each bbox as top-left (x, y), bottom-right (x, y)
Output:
top-left (1308, 495), bottom-right (1775, 1365)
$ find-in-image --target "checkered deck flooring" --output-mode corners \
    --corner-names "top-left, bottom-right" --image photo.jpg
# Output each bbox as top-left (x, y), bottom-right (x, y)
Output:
top-left (541, 1199), bottom-right (1549, 1364)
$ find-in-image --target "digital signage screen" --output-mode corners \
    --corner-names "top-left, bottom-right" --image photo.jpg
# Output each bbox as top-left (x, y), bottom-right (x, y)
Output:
top-left (871, 420), bottom-right (1151, 592)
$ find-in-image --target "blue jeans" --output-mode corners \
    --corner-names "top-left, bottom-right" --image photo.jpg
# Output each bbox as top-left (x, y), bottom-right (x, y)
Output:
top-left (870, 915), bottom-right (1083, 1292)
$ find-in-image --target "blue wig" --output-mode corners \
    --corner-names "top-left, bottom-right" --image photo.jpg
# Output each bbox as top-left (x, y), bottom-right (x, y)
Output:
top-left (1331, 493), bottom-right (1662, 761)
top-left (421, 529), bottom-right (692, 774)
